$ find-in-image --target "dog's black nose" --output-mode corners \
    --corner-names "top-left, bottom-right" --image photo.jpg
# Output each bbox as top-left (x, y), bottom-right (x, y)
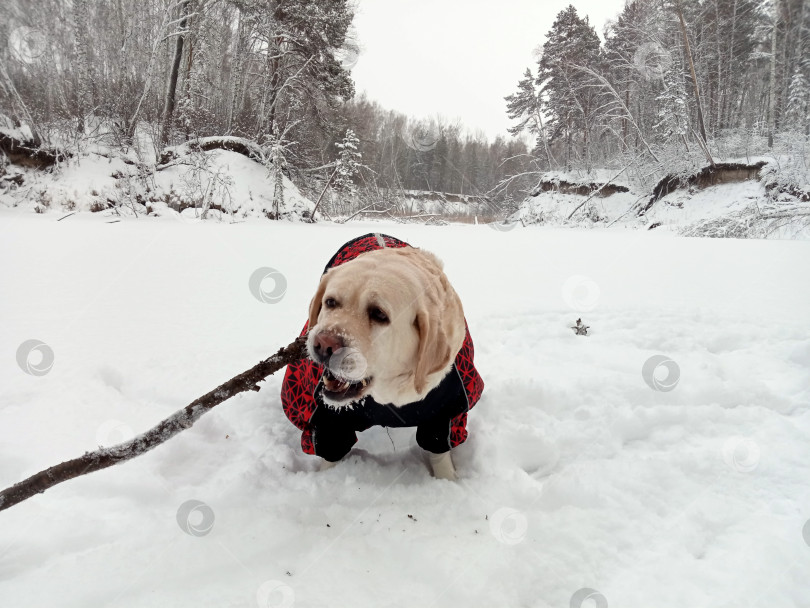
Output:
top-left (313, 332), bottom-right (343, 358)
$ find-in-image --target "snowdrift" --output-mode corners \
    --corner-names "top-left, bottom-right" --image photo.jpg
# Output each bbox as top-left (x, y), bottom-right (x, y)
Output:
top-left (0, 144), bottom-right (313, 221)
top-left (517, 161), bottom-right (810, 239)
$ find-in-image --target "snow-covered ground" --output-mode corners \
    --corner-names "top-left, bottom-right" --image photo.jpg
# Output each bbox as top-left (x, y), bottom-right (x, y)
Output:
top-left (1, 213), bottom-right (809, 608)
top-left (518, 179), bottom-right (810, 239)
top-left (0, 147), bottom-right (313, 221)
top-left (3, 141), bottom-right (809, 237)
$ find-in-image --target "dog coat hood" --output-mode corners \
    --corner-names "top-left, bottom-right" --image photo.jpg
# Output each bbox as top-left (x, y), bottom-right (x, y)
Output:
top-left (281, 233), bottom-right (484, 460)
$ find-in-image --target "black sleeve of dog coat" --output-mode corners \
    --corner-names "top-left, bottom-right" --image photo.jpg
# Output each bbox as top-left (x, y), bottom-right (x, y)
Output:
top-left (415, 415), bottom-right (453, 454)
top-left (312, 426), bottom-right (357, 462)
top-left (310, 406), bottom-right (358, 462)
top-left (416, 372), bottom-right (470, 454)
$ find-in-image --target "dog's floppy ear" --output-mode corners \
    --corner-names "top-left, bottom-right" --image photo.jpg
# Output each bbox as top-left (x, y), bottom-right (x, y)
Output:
top-left (414, 304), bottom-right (452, 395)
top-left (307, 274), bottom-right (329, 330)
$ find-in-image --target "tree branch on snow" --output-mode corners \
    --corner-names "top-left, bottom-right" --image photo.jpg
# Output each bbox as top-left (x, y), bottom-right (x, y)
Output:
top-left (566, 162), bottom-right (635, 220)
top-left (158, 136), bottom-right (265, 166)
top-left (606, 195), bottom-right (649, 227)
top-left (488, 170), bottom-right (542, 200)
top-left (337, 204), bottom-right (396, 223)
top-left (0, 337), bottom-right (307, 513)
top-left (759, 210), bottom-right (810, 219)
top-left (309, 166), bottom-right (339, 222)
top-left (298, 162), bottom-right (338, 174)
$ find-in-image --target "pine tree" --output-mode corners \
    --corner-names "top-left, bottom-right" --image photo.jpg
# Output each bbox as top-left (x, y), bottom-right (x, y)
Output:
top-left (505, 68), bottom-right (541, 137)
top-left (785, 70), bottom-right (809, 131)
top-left (654, 56), bottom-right (690, 145)
top-left (505, 67), bottom-right (555, 169)
top-left (602, 0), bottom-right (671, 157)
top-left (536, 5), bottom-right (602, 170)
top-left (250, 0), bottom-right (355, 142)
top-left (333, 129), bottom-right (361, 195)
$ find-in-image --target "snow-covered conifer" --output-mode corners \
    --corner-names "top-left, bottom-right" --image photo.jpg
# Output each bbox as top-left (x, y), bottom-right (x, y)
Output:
top-left (332, 129), bottom-right (362, 195)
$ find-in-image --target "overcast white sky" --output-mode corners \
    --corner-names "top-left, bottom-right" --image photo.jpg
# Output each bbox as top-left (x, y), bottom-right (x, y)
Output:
top-left (350, 0), bottom-right (629, 141)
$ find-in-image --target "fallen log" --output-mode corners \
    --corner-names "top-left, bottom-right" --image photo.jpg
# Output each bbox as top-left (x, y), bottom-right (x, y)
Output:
top-left (0, 130), bottom-right (69, 169)
top-left (158, 136), bottom-right (264, 166)
top-left (531, 178), bottom-right (630, 198)
top-left (0, 336), bottom-right (307, 513)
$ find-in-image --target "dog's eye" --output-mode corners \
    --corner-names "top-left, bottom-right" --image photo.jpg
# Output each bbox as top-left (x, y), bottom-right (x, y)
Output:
top-left (368, 306), bottom-right (389, 324)
top-left (324, 297), bottom-right (338, 309)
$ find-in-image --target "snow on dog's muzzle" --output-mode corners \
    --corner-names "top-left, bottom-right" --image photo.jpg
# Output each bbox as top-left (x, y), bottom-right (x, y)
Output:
top-left (321, 347), bottom-right (372, 403)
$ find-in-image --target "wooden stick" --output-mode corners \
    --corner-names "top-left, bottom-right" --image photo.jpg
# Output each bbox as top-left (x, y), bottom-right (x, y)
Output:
top-left (0, 336), bottom-right (307, 513)
top-left (309, 167), bottom-right (338, 222)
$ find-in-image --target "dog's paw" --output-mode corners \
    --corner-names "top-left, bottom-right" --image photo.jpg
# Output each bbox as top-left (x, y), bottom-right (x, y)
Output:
top-left (428, 451), bottom-right (457, 480)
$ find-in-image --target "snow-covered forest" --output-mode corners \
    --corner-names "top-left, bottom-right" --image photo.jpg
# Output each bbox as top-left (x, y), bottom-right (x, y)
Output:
top-left (2, 0), bottom-right (528, 212)
top-left (506, 0), bottom-right (810, 169)
top-left (1, 0), bottom-right (808, 230)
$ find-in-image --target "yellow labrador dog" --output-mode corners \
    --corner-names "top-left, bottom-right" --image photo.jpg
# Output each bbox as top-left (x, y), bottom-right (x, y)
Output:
top-left (308, 247), bottom-right (465, 403)
top-left (281, 234), bottom-right (483, 479)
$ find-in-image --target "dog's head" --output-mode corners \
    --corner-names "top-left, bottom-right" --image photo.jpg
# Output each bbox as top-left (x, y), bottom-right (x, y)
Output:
top-left (306, 247), bottom-right (465, 407)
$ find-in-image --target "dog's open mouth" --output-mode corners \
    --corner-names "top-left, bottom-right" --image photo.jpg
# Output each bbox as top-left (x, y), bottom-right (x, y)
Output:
top-left (322, 367), bottom-right (371, 402)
